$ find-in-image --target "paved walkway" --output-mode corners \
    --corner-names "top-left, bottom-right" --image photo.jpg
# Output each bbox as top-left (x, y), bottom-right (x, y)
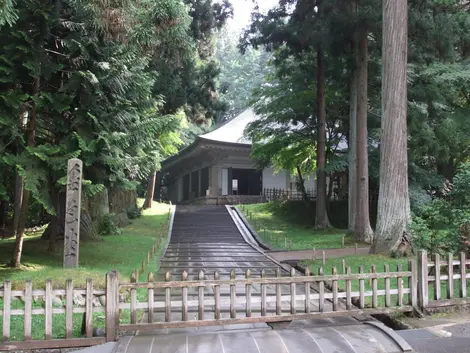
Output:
top-left (148, 205), bottom-right (333, 327)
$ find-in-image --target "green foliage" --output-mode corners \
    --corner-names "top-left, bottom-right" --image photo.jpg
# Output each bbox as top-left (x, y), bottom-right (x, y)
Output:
top-left (215, 27), bottom-right (272, 122)
top-left (0, 0), bottom-right (230, 236)
top-left (98, 213), bottom-right (121, 236)
top-left (411, 163), bottom-right (470, 254)
top-left (126, 206), bottom-right (142, 220)
top-left (0, 0), bottom-right (18, 27)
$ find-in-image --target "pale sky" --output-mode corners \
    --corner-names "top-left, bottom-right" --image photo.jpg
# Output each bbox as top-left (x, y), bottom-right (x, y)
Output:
top-left (227, 0), bottom-right (279, 30)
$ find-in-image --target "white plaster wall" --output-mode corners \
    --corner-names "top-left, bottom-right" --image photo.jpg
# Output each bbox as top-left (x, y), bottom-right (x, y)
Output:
top-left (303, 174), bottom-right (317, 193)
top-left (262, 167), bottom-right (290, 190)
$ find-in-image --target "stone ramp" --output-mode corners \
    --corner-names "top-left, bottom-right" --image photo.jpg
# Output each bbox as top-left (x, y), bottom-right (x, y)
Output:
top-left (112, 319), bottom-right (414, 353)
top-left (149, 205), bottom-right (332, 324)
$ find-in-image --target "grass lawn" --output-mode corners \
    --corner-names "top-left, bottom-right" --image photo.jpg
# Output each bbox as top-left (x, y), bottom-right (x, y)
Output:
top-left (0, 201), bottom-right (171, 341)
top-left (300, 255), bottom-right (413, 307)
top-left (239, 202), bottom-right (367, 250)
top-left (0, 201), bottom-right (171, 288)
top-left (300, 254), bottom-right (470, 307)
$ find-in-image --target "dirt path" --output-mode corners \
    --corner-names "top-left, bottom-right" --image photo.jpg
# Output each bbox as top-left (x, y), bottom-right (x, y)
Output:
top-left (267, 247), bottom-right (370, 262)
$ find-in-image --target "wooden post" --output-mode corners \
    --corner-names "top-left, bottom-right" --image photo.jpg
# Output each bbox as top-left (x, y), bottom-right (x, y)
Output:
top-left (245, 269), bottom-right (252, 317)
top-left (342, 236), bottom-right (345, 248)
top-left (2, 280), bottom-right (11, 341)
top-left (460, 252), bottom-right (467, 298)
top-left (84, 279), bottom-right (93, 338)
top-left (418, 250), bottom-right (428, 310)
top-left (342, 259), bottom-right (346, 274)
top-left (148, 273), bottom-right (154, 324)
top-left (274, 269), bottom-right (280, 316)
top-left (371, 265), bottom-right (378, 308)
top-left (165, 272), bottom-right (171, 322)
top-left (24, 280), bottom-right (32, 341)
top-left (318, 267), bottom-right (324, 312)
top-left (64, 158), bottom-right (83, 268)
top-left (322, 251), bottom-right (326, 266)
top-left (346, 267), bottom-right (352, 310)
top-left (355, 243), bottom-right (358, 255)
top-left (447, 253), bottom-right (454, 299)
top-left (130, 273), bottom-right (137, 324)
top-left (434, 253), bottom-right (441, 300)
top-left (409, 260), bottom-right (418, 308)
top-left (198, 271), bottom-right (205, 320)
top-left (384, 264), bottom-right (391, 307)
top-left (45, 279), bottom-right (52, 340)
top-left (106, 270), bottom-right (119, 342)
top-left (305, 267), bottom-right (311, 314)
top-left (359, 266), bottom-right (365, 309)
top-left (397, 264), bottom-right (404, 306)
top-left (182, 271), bottom-right (189, 322)
top-left (332, 267), bottom-right (338, 311)
top-left (290, 268), bottom-right (296, 314)
top-left (230, 269), bottom-right (236, 319)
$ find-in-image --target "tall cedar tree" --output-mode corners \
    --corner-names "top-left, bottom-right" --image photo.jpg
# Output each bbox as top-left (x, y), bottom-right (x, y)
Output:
top-left (373, 0), bottom-right (411, 254)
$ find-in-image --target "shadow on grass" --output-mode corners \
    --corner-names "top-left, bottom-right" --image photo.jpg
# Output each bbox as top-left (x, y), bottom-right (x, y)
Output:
top-left (0, 203), bottom-right (170, 288)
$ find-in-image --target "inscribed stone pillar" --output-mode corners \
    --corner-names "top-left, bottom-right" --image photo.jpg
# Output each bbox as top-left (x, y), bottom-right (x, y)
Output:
top-left (63, 158), bottom-right (83, 268)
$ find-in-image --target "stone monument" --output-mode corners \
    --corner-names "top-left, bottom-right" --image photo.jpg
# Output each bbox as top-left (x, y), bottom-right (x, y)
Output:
top-left (63, 158), bottom-right (82, 268)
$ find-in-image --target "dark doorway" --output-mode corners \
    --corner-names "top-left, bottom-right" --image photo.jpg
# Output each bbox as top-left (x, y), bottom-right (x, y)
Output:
top-left (183, 174), bottom-right (189, 200)
top-left (201, 167), bottom-right (209, 196)
top-left (191, 171), bottom-right (199, 198)
top-left (231, 169), bottom-right (262, 195)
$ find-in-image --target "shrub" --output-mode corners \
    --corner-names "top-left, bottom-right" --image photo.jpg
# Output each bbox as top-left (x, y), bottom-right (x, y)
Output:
top-left (98, 213), bottom-right (121, 236)
top-left (127, 206), bottom-right (142, 220)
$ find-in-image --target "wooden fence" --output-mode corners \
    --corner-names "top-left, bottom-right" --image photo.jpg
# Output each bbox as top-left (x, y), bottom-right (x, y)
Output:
top-left (1, 278), bottom-right (106, 350)
top-left (4, 250), bottom-right (470, 349)
top-left (263, 188), bottom-right (316, 201)
top-left (114, 264), bottom-right (417, 333)
top-left (418, 250), bottom-right (470, 309)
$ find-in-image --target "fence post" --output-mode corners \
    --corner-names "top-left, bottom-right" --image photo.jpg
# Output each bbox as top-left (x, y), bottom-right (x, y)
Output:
top-left (409, 259), bottom-right (418, 309)
top-left (106, 270), bottom-right (120, 342)
top-left (418, 250), bottom-right (428, 310)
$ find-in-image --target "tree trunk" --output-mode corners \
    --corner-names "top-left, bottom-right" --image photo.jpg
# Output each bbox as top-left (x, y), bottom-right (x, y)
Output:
top-left (372, 0), bottom-right (411, 254)
top-left (48, 181), bottom-right (59, 252)
top-left (296, 166), bottom-right (310, 207)
top-left (80, 208), bottom-right (98, 241)
top-left (13, 104), bottom-right (28, 235)
top-left (315, 43), bottom-right (331, 230)
top-left (348, 0), bottom-right (359, 235)
top-left (12, 77), bottom-right (39, 267)
top-left (13, 174), bottom-right (24, 234)
top-left (42, 191), bottom-right (101, 242)
top-left (144, 170), bottom-right (156, 209)
top-left (354, 27), bottom-right (373, 242)
top-left (327, 175), bottom-right (334, 201)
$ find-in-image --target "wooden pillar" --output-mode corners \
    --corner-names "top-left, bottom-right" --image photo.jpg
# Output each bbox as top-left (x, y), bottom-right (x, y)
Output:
top-left (198, 169), bottom-right (201, 198)
top-left (227, 167), bottom-right (233, 195)
top-left (188, 172), bottom-right (192, 200)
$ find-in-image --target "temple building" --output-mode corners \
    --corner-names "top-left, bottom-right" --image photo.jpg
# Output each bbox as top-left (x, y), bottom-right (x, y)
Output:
top-left (161, 108), bottom-right (347, 204)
